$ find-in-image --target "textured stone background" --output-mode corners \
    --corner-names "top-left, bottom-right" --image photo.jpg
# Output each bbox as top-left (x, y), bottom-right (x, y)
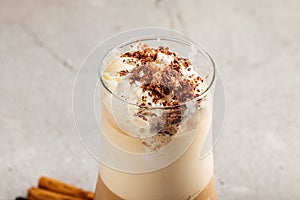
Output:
top-left (0, 0), bottom-right (299, 199)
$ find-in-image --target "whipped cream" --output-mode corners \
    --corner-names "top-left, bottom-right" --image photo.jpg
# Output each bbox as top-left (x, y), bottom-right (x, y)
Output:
top-left (101, 44), bottom-right (207, 143)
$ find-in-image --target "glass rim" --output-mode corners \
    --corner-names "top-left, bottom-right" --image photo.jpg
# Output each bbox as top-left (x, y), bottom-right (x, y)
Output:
top-left (99, 35), bottom-right (216, 110)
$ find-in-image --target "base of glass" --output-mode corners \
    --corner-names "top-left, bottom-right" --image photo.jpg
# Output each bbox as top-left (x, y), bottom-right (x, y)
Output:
top-left (94, 174), bottom-right (218, 200)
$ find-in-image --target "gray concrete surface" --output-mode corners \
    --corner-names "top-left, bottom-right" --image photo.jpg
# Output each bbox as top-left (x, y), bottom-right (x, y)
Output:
top-left (1, 0), bottom-right (300, 199)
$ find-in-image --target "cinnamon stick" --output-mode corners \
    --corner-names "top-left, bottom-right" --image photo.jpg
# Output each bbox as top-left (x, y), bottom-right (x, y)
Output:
top-left (28, 187), bottom-right (86, 200)
top-left (38, 176), bottom-right (94, 200)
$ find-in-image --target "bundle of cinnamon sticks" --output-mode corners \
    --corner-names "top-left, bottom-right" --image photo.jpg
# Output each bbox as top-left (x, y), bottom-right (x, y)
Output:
top-left (17, 176), bottom-right (94, 200)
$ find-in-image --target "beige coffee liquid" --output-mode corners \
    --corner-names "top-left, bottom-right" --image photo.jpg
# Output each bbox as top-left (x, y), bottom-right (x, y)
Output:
top-left (94, 97), bottom-right (216, 200)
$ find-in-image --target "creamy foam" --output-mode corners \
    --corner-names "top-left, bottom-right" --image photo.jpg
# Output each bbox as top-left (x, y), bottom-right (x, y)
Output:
top-left (102, 44), bottom-right (207, 142)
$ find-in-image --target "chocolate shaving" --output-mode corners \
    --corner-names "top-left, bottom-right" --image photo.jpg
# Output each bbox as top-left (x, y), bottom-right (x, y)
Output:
top-left (118, 70), bottom-right (129, 76)
top-left (118, 44), bottom-right (206, 137)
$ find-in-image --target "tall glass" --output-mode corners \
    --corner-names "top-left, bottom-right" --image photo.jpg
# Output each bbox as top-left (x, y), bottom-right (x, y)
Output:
top-left (95, 37), bottom-right (216, 199)
top-left (73, 28), bottom-right (222, 200)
